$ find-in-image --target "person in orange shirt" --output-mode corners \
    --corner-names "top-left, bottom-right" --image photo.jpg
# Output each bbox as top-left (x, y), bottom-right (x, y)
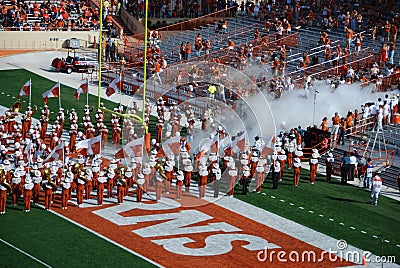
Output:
top-left (345, 27), bottom-right (354, 51)
top-left (320, 117), bottom-right (329, 131)
top-left (185, 42), bottom-right (191, 60)
top-left (346, 111), bottom-right (354, 134)
top-left (331, 112), bottom-right (341, 143)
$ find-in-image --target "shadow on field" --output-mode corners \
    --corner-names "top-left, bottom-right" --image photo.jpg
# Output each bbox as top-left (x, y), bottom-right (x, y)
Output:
top-left (327, 196), bottom-right (367, 204)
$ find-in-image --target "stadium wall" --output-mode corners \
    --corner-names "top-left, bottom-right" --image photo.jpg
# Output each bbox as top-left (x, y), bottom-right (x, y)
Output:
top-left (0, 32), bottom-right (99, 50)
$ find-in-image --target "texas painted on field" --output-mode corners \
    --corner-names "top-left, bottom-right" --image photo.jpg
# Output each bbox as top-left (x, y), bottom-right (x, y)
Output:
top-left (47, 185), bottom-right (363, 268)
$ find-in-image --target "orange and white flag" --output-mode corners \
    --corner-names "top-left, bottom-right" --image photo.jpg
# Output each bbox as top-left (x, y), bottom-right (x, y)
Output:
top-left (18, 79), bottom-right (31, 99)
top-left (43, 142), bottom-right (64, 164)
top-left (74, 79), bottom-right (88, 100)
top-left (42, 81), bottom-right (60, 104)
top-left (114, 137), bottom-right (144, 159)
top-left (162, 135), bottom-right (181, 157)
top-left (223, 132), bottom-right (246, 153)
top-left (260, 134), bottom-right (276, 158)
top-left (105, 76), bottom-right (121, 97)
top-left (76, 135), bottom-right (102, 156)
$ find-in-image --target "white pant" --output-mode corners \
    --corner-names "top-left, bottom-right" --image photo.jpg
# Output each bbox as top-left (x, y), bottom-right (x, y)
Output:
top-left (370, 190), bottom-right (381, 204)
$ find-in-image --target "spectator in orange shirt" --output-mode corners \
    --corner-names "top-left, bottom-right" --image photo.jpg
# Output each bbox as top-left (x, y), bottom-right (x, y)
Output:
top-left (185, 42), bottom-right (191, 60)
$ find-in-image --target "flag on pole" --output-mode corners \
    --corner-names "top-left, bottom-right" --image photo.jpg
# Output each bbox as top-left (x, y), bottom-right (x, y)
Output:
top-left (162, 134), bottom-right (181, 158)
top-left (114, 137), bottom-right (145, 159)
top-left (74, 79), bottom-right (89, 100)
top-left (42, 81), bottom-right (60, 104)
top-left (223, 132), bottom-right (246, 154)
top-left (260, 134), bottom-right (276, 158)
top-left (18, 79), bottom-right (31, 99)
top-left (105, 76), bottom-right (122, 97)
top-left (24, 141), bottom-right (33, 156)
top-left (75, 135), bottom-right (102, 156)
top-left (43, 142), bottom-right (64, 164)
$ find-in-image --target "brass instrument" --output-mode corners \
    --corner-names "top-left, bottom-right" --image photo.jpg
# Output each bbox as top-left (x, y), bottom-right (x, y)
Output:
top-left (43, 167), bottom-right (58, 189)
top-left (43, 167), bottom-right (52, 181)
top-left (155, 161), bottom-right (168, 181)
top-left (12, 101), bottom-right (22, 113)
top-left (116, 166), bottom-right (127, 187)
top-left (0, 173), bottom-right (11, 191)
top-left (72, 163), bottom-right (83, 175)
top-left (48, 178), bottom-right (58, 190)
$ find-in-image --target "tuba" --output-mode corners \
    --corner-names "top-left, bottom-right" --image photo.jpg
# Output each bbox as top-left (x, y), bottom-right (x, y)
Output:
top-left (116, 166), bottom-right (127, 187)
top-left (12, 101), bottom-right (22, 113)
top-left (155, 161), bottom-right (168, 181)
top-left (72, 163), bottom-right (83, 175)
top-left (48, 177), bottom-right (58, 190)
top-left (0, 173), bottom-right (11, 191)
top-left (43, 168), bottom-right (58, 189)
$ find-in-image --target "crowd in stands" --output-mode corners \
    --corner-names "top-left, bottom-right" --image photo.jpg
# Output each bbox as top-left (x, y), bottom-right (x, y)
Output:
top-left (0, 0), bottom-right (101, 31)
top-left (0, 0), bottom-right (121, 35)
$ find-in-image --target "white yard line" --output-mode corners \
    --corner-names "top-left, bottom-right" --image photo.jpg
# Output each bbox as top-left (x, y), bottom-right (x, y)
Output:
top-left (0, 238), bottom-right (52, 268)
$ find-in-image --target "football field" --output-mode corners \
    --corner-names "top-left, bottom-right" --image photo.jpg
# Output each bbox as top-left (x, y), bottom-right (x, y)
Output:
top-left (0, 66), bottom-right (399, 267)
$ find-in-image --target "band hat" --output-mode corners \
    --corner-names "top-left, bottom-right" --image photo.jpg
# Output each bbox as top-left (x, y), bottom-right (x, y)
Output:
top-left (294, 158), bottom-right (301, 163)
top-left (137, 178), bottom-right (145, 185)
top-left (66, 171), bottom-right (74, 179)
top-left (0, 164), bottom-right (5, 170)
top-left (34, 170), bottom-right (41, 177)
top-left (328, 153), bottom-right (333, 157)
top-left (25, 177), bottom-right (32, 184)
top-left (138, 173), bottom-right (144, 179)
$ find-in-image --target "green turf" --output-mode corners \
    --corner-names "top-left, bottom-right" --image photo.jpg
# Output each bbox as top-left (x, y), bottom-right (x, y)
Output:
top-left (0, 197), bottom-right (156, 268)
top-left (235, 167), bottom-right (400, 264)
